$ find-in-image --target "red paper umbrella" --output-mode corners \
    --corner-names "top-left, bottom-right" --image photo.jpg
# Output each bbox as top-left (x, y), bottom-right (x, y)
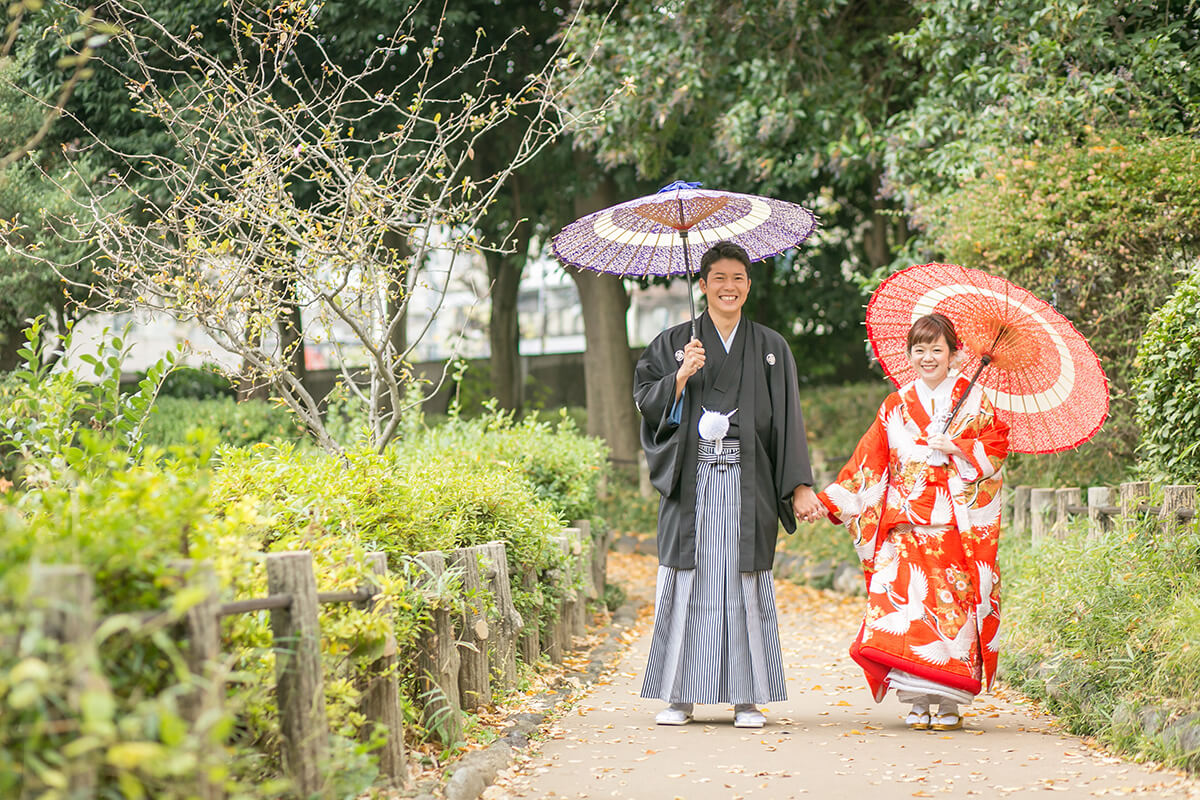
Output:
top-left (866, 263), bottom-right (1108, 454)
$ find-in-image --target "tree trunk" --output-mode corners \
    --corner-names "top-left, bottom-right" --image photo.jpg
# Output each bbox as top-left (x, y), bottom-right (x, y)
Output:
top-left (485, 249), bottom-right (524, 414)
top-left (383, 229), bottom-right (410, 365)
top-left (276, 279), bottom-right (307, 387)
top-left (568, 173), bottom-right (639, 479)
top-left (862, 172), bottom-right (903, 270)
top-left (0, 319), bottom-right (22, 371)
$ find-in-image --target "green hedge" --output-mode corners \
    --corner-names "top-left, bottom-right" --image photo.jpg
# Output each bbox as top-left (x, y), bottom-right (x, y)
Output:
top-left (1134, 266), bottom-right (1200, 483)
top-left (141, 396), bottom-right (305, 450)
top-left (3, 398), bottom-right (608, 797)
top-left (415, 409), bottom-right (609, 523)
top-left (0, 443), bottom-right (268, 798)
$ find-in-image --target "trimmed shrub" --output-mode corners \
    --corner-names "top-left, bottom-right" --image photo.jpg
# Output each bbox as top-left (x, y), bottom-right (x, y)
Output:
top-left (417, 408), bottom-right (610, 523)
top-left (1134, 266), bottom-right (1200, 482)
top-left (211, 437), bottom-right (574, 659)
top-left (141, 396), bottom-right (305, 450)
top-left (156, 364), bottom-right (236, 399)
top-left (0, 320), bottom-right (612, 795)
top-left (0, 443), bottom-right (254, 798)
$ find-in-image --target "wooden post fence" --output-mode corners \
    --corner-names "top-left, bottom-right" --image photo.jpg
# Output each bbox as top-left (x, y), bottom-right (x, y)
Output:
top-left (1159, 485), bottom-right (1198, 536)
top-left (1054, 487), bottom-right (1081, 539)
top-left (542, 538), bottom-right (569, 664)
top-left (175, 560), bottom-right (223, 800)
top-left (518, 564), bottom-right (542, 666)
top-left (479, 542), bottom-right (523, 694)
top-left (1120, 481), bottom-right (1151, 518)
top-left (1087, 486), bottom-right (1113, 538)
top-left (414, 550), bottom-right (464, 745)
top-left (1012, 485), bottom-right (1031, 535)
top-left (356, 552), bottom-right (405, 787)
top-left (1030, 488), bottom-right (1056, 543)
top-left (1028, 483), bottom-right (1198, 541)
top-left (24, 534), bottom-right (608, 795)
top-left (450, 545), bottom-right (491, 711)
top-left (564, 527), bottom-right (589, 638)
top-left (574, 518), bottom-right (609, 601)
top-left (266, 551), bottom-right (330, 799)
top-left (28, 565), bottom-right (101, 798)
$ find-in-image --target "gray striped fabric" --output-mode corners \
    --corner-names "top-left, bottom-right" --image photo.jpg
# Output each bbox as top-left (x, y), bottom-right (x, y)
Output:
top-left (640, 440), bottom-right (788, 705)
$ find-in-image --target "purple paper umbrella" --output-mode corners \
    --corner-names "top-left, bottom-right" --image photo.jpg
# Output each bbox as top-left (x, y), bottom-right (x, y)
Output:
top-left (551, 181), bottom-right (818, 335)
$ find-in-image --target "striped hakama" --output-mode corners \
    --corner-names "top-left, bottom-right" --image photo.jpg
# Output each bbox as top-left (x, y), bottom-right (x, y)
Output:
top-left (640, 440), bottom-right (788, 705)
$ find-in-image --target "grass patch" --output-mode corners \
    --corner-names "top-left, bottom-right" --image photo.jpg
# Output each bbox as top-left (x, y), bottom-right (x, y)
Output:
top-left (1000, 515), bottom-right (1200, 770)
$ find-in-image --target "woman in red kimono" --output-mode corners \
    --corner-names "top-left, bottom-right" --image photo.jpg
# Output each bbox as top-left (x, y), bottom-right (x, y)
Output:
top-left (817, 314), bottom-right (1009, 731)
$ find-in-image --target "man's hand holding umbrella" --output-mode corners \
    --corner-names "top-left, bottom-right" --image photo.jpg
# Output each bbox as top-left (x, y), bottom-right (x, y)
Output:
top-left (674, 338), bottom-right (705, 402)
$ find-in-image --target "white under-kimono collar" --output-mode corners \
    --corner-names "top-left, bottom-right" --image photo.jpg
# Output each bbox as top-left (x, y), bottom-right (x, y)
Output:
top-left (914, 375), bottom-right (957, 429)
top-left (716, 319), bottom-right (740, 353)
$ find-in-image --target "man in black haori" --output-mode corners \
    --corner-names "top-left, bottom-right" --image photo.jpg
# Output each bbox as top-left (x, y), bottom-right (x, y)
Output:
top-left (634, 240), bottom-right (823, 728)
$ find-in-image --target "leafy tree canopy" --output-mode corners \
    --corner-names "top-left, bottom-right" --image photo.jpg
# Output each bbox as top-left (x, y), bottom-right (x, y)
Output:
top-left (929, 128), bottom-right (1200, 376)
top-left (564, 0), bottom-right (915, 196)
top-left (560, 0), bottom-right (917, 382)
top-left (884, 0), bottom-right (1200, 211)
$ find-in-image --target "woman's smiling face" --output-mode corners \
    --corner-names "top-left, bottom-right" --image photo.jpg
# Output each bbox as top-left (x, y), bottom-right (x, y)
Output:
top-left (908, 334), bottom-right (953, 388)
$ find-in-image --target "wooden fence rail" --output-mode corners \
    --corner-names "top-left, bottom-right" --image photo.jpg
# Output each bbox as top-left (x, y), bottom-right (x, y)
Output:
top-left (1008, 481), bottom-right (1198, 542)
top-left (28, 522), bottom-right (607, 799)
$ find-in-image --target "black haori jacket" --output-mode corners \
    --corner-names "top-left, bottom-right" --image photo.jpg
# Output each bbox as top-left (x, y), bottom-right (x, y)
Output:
top-left (634, 311), bottom-right (814, 573)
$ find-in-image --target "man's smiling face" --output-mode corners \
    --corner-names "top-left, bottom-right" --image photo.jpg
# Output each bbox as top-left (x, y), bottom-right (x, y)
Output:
top-left (699, 257), bottom-right (751, 317)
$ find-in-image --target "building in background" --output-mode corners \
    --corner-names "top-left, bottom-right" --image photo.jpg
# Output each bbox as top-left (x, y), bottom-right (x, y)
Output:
top-left (67, 251), bottom-right (693, 378)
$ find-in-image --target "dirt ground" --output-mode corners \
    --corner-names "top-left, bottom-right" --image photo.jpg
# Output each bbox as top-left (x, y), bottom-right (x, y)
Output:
top-left (483, 553), bottom-right (1200, 800)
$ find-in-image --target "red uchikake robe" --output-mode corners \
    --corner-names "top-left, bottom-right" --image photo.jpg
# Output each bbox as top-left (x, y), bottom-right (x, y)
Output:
top-left (817, 376), bottom-right (1010, 701)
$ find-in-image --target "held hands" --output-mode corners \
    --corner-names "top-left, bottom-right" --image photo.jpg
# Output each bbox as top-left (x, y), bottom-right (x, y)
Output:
top-left (674, 337), bottom-right (705, 398)
top-left (792, 485), bottom-right (824, 524)
top-left (926, 432), bottom-right (965, 458)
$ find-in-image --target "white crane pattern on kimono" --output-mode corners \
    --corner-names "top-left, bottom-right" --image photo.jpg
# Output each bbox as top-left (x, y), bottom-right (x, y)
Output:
top-left (869, 566), bottom-right (929, 635)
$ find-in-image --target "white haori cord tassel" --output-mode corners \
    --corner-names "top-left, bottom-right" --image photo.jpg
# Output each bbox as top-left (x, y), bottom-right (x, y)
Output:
top-left (698, 407), bottom-right (737, 455)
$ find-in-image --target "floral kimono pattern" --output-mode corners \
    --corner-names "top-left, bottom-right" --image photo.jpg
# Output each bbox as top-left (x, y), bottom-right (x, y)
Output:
top-left (818, 376), bottom-right (1009, 701)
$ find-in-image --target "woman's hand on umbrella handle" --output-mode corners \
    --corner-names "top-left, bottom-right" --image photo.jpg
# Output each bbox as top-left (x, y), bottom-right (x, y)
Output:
top-left (927, 432), bottom-right (964, 457)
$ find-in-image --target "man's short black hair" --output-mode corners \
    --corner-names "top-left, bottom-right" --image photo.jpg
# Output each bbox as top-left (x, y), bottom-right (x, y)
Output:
top-left (699, 241), bottom-right (751, 281)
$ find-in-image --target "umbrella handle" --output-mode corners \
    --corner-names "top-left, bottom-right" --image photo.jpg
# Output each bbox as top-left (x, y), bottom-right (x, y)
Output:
top-left (680, 222), bottom-right (697, 340)
top-left (942, 355), bottom-right (993, 434)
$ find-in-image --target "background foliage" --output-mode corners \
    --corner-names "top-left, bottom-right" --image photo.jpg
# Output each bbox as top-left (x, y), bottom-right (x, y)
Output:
top-left (141, 397), bottom-right (303, 452)
top-left (1134, 266), bottom-right (1200, 483)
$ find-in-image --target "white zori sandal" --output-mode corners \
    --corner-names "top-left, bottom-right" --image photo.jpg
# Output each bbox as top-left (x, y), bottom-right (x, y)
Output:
top-left (655, 703), bottom-right (693, 725)
top-left (905, 701), bottom-right (931, 730)
top-left (733, 703), bottom-right (766, 728)
top-left (931, 702), bottom-right (963, 731)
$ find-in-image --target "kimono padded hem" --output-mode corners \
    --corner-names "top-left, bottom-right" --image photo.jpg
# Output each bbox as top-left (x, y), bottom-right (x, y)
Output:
top-left (853, 643), bottom-right (983, 697)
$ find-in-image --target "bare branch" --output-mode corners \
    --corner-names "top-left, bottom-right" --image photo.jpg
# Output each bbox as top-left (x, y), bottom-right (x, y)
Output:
top-left (10, 0), bottom-right (618, 452)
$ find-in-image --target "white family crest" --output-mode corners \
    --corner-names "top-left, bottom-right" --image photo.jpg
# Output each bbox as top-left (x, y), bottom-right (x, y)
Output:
top-left (674, 349), bottom-right (685, 362)
top-left (765, 353), bottom-right (776, 366)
